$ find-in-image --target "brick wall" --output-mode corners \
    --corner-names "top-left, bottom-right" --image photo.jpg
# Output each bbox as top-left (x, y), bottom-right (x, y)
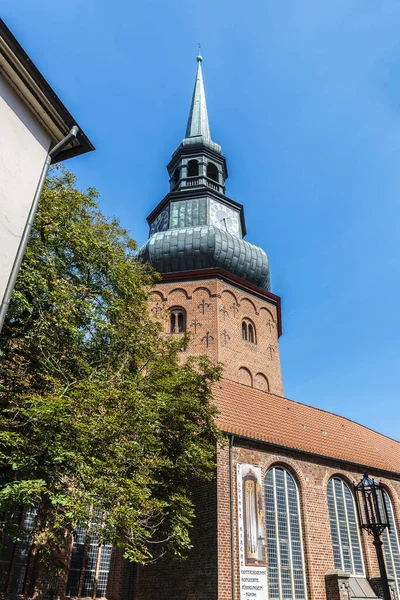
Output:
top-left (219, 439), bottom-right (400, 600)
top-left (149, 278), bottom-right (283, 396)
top-left (134, 476), bottom-right (218, 600)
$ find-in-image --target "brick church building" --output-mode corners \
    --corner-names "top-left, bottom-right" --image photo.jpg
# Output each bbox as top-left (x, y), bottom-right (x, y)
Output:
top-left (2, 55), bottom-right (400, 600)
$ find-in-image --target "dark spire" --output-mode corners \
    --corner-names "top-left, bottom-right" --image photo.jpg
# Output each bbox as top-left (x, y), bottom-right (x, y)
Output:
top-left (185, 51), bottom-right (211, 140)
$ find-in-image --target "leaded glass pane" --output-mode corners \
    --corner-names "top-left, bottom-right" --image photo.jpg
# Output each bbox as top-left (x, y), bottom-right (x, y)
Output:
top-left (8, 505), bottom-right (38, 594)
top-left (66, 523), bottom-right (86, 597)
top-left (264, 467), bottom-right (307, 600)
top-left (327, 478), bottom-right (364, 575)
top-left (66, 511), bottom-right (112, 598)
top-left (380, 490), bottom-right (400, 598)
top-left (97, 544), bottom-right (112, 597)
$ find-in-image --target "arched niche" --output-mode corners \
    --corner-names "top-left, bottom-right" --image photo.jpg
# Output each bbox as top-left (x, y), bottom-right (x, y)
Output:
top-left (254, 372), bottom-right (269, 392)
top-left (238, 367), bottom-right (253, 387)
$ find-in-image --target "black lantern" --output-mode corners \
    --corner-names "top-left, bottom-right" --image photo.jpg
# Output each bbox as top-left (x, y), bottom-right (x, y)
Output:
top-left (354, 473), bottom-right (391, 600)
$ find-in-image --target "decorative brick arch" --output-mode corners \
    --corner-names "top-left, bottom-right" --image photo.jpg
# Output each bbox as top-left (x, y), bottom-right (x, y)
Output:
top-left (192, 286), bottom-right (213, 297)
top-left (260, 457), bottom-right (308, 493)
top-left (167, 287), bottom-right (191, 300)
top-left (254, 372), bottom-right (269, 392)
top-left (238, 366), bottom-right (253, 387)
top-left (258, 306), bottom-right (275, 321)
top-left (149, 290), bottom-right (166, 302)
top-left (323, 470), bottom-right (356, 492)
top-left (221, 288), bottom-right (239, 305)
top-left (239, 296), bottom-right (258, 315)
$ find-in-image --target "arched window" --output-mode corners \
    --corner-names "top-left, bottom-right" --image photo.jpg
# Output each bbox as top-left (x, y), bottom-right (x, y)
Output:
top-left (327, 477), bottom-right (364, 575)
top-left (381, 489), bottom-right (400, 598)
top-left (248, 323), bottom-right (255, 343)
top-left (242, 319), bottom-right (256, 344)
top-left (0, 505), bottom-right (37, 594)
top-left (172, 167), bottom-right (180, 186)
top-left (207, 162), bottom-right (218, 182)
top-left (264, 467), bottom-right (307, 600)
top-left (169, 308), bottom-right (186, 334)
top-left (187, 160), bottom-right (199, 177)
top-left (67, 509), bottom-right (112, 598)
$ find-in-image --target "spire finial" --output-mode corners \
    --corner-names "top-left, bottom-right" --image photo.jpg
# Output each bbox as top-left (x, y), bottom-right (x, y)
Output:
top-left (197, 43), bottom-right (202, 62)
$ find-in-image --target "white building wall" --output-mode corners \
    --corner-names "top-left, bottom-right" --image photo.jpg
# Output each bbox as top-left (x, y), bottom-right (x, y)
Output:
top-left (0, 75), bottom-right (51, 308)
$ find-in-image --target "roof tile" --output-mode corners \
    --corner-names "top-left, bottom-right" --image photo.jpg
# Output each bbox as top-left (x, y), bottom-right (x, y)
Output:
top-left (214, 380), bottom-right (400, 475)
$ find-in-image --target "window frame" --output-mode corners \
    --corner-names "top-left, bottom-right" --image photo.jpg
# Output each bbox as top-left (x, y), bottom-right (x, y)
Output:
top-left (0, 505), bottom-right (38, 595)
top-left (66, 510), bottom-right (112, 599)
top-left (242, 319), bottom-right (256, 344)
top-left (187, 159), bottom-right (199, 177)
top-left (206, 162), bottom-right (218, 182)
top-left (264, 466), bottom-right (308, 600)
top-left (169, 307), bottom-right (186, 334)
top-left (381, 489), bottom-right (400, 598)
top-left (327, 477), bottom-right (365, 576)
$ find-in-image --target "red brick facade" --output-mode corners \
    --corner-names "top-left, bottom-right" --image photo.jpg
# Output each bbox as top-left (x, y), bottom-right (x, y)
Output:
top-left (5, 273), bottom-right (400, 600)
top-left (148, 274), bottom-right (283, 396)
top-left (132, 272), bottom-right (400, 600)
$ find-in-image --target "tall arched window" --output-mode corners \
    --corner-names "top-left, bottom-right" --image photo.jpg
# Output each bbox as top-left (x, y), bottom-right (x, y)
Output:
top-left (207, 162), bottom-right (218, 182)
top-left (187, 160), bottom-right (199, 177)
top-left (67, 509), bottom-right (112, 598)
top-left (381, 489), bottom-right (400, 598)
top-left (0, 505), bottom-right (37, 594)
top-left (248, 323), bottom-right (255, 344)
top-left (242, 319), bottom-right (256, 344)
top-left (327, 477), bottom-right (364, 575)
top-left (264, 467), bottom-right (307, 600)
top-left (169, 308), bottom-right (186, 334)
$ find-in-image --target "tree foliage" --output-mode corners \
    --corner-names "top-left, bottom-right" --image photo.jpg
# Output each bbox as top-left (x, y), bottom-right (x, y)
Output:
top-left (0, 167), bottom-right (222, 566)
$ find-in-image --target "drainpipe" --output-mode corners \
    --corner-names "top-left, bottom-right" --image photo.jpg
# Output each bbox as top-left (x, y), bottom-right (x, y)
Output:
top-left (0, 126), bottom-right (79, 334)
top-left (229, 434), bottom-right (235, 600)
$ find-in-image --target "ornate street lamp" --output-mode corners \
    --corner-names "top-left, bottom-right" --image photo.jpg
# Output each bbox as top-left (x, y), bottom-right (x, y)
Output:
top-left (354, 473), bottom-right (391, 600)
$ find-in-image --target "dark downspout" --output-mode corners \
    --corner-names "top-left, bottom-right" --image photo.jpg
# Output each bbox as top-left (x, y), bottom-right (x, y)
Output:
top-left (229, 434), bottom-right (235, 600)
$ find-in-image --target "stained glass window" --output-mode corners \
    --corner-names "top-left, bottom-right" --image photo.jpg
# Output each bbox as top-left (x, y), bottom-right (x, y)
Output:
top-left (264, 467), bottom-right (307, 600)
top-left (327, 477), bottom-right (364, 575)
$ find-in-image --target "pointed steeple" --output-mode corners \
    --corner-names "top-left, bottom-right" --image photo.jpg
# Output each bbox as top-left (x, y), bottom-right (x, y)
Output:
top-left (185, 51), bottom-right (211, 140)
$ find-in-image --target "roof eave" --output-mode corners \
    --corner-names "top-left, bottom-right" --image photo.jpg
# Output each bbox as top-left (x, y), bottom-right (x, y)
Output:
top-left (0, 19), bottom-right (95, 162)
top-left (222, 430), bottom-right (400, 480)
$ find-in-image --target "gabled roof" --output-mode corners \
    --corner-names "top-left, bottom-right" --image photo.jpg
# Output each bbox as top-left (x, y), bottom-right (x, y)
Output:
top-left (0, 19), bottom-right (94, 162)
top-left (214, 379), bottom-right (400, 476)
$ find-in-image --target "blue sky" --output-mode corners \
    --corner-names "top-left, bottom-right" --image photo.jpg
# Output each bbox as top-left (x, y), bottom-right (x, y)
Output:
top-left (3, 1), bottom-right (400, 439)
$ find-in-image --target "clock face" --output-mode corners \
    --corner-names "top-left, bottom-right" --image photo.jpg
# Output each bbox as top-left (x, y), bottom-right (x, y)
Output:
top-left (150, 207), bottom-right (169, 236)
top-left (210, 200), bottom-right (240, 236)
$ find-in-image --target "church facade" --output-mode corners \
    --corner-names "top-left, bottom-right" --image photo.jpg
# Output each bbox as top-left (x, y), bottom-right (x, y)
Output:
top-left (133, 55), bottom-right (400, 600)
top-left (2, 55), bottom-right (400, 600)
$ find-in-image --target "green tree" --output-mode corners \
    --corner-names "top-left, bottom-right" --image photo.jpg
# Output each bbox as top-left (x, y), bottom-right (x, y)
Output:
top-left (0, 166), bottom-right (222, 567)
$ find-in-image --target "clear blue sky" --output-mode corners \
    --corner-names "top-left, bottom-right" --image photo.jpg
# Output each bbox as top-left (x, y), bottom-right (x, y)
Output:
top-left (3, 1), bottom-right (400, 439)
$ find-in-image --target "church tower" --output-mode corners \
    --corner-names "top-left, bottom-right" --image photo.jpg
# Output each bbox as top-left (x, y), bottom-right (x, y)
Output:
top-left (139, 53), bottom-right (283, 396)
